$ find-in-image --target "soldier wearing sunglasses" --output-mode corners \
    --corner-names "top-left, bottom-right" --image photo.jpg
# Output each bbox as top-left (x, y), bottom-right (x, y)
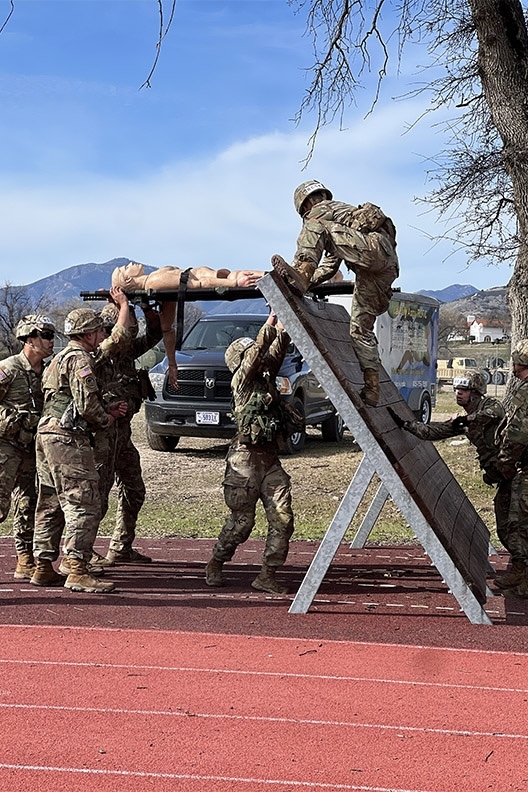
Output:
top-left (0, 314), bottom-right (55, 581)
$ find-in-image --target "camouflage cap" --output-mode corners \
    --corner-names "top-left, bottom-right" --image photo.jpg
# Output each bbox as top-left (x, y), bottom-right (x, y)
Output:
top-left (293, 180), bottom-right (332, 215)
top-left (512, 339), bottom-right (528, 366)
top-left (63, 308), bottom-right (103, 336)
top-left (15, 314), bottom-right (56, 340)
top-left (100, 304), bottom-right (120, 327)
top-left (225, 337), bottom-right (255, 373)
top-left (453, 369), bottom-right (487, 395)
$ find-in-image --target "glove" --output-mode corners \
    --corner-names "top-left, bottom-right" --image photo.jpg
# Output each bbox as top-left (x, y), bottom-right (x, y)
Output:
top-left (482, 472), bottom-right (497, 487)
top-left (451, 415), bottom-right (468, 433)
top-left (387, 406), bottom-right (408, 429)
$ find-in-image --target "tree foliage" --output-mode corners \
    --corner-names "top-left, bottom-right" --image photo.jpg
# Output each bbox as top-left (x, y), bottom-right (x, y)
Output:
top-left (290, 0), bottom-right (528, 361)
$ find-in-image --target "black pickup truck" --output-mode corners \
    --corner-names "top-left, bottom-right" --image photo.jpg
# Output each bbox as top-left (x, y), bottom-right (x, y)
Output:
top-left (144, 310), bottom-right (344, 454)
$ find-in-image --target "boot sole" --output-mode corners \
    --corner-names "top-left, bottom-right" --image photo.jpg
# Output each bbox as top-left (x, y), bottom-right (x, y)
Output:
top-left (64, 581), bottom-right (115, 593)
top-left (270, 255), bottom-right (306, 298)
top-left (205, 577), bottom-right (223, 587)
top-left (251, 580), bottom-right (288, 595)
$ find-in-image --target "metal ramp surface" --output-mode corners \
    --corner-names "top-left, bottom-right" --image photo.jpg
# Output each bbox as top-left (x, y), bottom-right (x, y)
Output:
top-left (258, 272), bottom-right (492, 625)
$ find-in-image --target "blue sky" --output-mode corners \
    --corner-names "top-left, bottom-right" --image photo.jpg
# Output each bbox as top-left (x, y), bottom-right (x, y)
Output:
top-left (0, 0), bottom-right (513, 293)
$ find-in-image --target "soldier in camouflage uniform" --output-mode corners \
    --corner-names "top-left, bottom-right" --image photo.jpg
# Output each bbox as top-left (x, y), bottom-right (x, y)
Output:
top-left (31, 307), bottom-right (127, 593)
top-left (0, 315), bottom-right (55, 580)
top-left (494, 339), bottom-right (528, 597)
top-left (396, 370), bottom-right (512, 571)
top-left (205, 312), bottom-right (295, 594)
top-left (96, 297), bottom-right (162, 564)
top-left (271, 180), bottom-right (399, 406)
top-left (89, 288), bottom-right (135, 565)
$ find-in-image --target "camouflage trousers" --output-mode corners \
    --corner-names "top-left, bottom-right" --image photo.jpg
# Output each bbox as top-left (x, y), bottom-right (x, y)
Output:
top-left (348, 251), bottom-right (399, 372)
top-left (212, 443), bottom-right (294, 568)
top-left (494, 478), bottom-right (513, 554)
top-left (502, 470), bottom-right (528, 563)
top-left (108, 419), bottom-right (146, 553)
top-left (0, 439), bottom-right (37, 554)
top-left (93, 423), bottom-right (117, 519)
top-left (33, 430), bottom-right (101, 563)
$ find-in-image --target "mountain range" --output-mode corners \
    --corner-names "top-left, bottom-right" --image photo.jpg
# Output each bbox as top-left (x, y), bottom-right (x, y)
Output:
top-left (16, 259), bottom-right (507, 317)
top-left (21, 258), bottom-right (155, 304)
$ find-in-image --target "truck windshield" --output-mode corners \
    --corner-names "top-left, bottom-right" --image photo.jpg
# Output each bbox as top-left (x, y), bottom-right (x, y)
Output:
top-left (181, 320), bottom-right (265, 350)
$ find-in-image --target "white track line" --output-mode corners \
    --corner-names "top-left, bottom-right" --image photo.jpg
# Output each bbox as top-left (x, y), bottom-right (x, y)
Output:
top-left (0, 763), bottom-right (445, 791)
top-left (0, 701), bottom-right (525, 739)
top-left (0, 657), bottom-right (527, 694)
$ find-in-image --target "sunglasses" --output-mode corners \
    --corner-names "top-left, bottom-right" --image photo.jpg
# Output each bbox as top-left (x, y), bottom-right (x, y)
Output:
top-left (38, 331), bottom-right (55, 340)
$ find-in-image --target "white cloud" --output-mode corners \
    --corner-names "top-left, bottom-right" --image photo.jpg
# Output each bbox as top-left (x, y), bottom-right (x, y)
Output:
top-left (0, 99), bottom-right (512, 292)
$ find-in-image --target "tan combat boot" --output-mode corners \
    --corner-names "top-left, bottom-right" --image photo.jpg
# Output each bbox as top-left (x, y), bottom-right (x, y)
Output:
top-left (270, 255), bottom-right (314, 298)
top-left (494, 559), bottom-right (527, 590)
top-left (64, 557), bottom-right (116, 594)
top-left (205, 558), bottom-right (224, 587)
top-left (30, 558), bottom-right (66, 587)
top-left (506, 566), bottom-right (528, 598)
top-left (59, 555), bottom-right (104, 577)
top-left (360, 369), bottom-right (380, 407)
top-left (251, 563), bottom-right (288, 594)
top-left (14, 551), bottom-right (36, 580)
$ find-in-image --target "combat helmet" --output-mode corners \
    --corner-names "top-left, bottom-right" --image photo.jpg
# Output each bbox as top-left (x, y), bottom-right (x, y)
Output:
top-left (15, 314), bottom-right (55, 340)
top-left (453, 369), bottom-right (487, 396)
top-left (293, 180), bottom-right (333, 215)
top-left (63, 308), bottom-right (103, 337)
top-left (225, 337), bottom-right (255, 373)
top-left (100, 304), bottom-right (119, 328)
top-left (512, 339), bottom-right (528, 366)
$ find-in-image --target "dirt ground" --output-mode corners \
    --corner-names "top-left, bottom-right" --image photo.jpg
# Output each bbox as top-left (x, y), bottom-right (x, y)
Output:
top-left (132, 415), bottom-right (364, 515)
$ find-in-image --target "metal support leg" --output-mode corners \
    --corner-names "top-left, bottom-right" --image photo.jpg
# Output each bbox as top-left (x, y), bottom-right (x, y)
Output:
top-left (289, 456), bottom-right (375, 614)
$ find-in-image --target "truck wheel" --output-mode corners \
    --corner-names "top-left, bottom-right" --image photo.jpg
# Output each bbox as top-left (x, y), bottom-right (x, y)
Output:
top-left (283, 397), bottom-right (306, 455)
top-left (145, 423), bottom-right (180, 452)
top-left (483, 369), bottom-right (492, 384)
top-left (321, 412), bottom-right (345, 442)
top-left (492, 370), bottom-right (505, 385)
top-left (415, 392), bottom-right (432, 424)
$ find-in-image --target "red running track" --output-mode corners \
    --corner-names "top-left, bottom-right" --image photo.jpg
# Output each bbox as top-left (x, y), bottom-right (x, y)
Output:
top-left (0, 624), bottom-right (527, 791)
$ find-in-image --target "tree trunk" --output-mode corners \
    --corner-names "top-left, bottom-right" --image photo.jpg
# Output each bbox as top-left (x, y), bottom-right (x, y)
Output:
top-left (469, 0), bottom-right (528, 349)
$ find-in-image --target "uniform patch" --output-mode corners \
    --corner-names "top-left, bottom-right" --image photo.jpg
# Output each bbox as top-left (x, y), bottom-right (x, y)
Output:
top-left (78, 366), bottom-right (93, 379)
top-left (0, 369), bottom-right (9, 382)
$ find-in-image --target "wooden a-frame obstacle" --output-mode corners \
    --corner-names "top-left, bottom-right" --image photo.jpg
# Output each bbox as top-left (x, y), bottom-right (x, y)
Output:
top-left (258, 272), bottom-right (493, 625)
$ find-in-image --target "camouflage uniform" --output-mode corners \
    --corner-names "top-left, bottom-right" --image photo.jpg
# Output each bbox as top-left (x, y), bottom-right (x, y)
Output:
top-left (208, 322), bottom-right (294, 592)
top-left (92, 322), bottom-right (131, 518)
top-left (496, 379), bottom-right (528, 566)
top-left (33, 341), bottom-right (112, 564)
top-left (272, 181), bottom-right (398, 406)
top-left (0, 352), bottom-right (44, 555)
top-left (296, 199), bottom-right (399, 368)
top-left (102, 308), bottom-right (162, 555)
top-left (405, 394), bottom-right (511, 551)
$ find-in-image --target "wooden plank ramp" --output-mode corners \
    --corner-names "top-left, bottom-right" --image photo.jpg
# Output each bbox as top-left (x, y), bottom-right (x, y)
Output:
top-left (258, 271), bottom-right (492, 625)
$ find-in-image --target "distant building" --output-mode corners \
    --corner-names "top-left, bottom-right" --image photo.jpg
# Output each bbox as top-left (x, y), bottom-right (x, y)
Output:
top-left (468, 319), bottom-right (510, 344)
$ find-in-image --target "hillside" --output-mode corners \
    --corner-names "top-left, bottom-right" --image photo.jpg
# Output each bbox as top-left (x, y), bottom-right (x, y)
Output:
top-left (417, 283), bottom-right (479, 303)
top-left (23, 258), bottom-right (155, 304)
top-left (440, 285), bottom-right (509, 321)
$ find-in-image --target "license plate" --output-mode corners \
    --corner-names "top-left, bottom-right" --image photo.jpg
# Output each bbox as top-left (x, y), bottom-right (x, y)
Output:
top-left (196, 411), bottom-right (220, 425)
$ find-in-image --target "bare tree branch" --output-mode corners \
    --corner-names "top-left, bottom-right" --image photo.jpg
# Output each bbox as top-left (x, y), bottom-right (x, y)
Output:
top-left (0, 0), bottom-right (14, 36)
top-left (140, 0), bottom-right (178, 90)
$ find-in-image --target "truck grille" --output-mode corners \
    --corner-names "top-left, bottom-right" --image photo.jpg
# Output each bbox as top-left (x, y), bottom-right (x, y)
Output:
top-left (166, 368), bottom-right (232, 400)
